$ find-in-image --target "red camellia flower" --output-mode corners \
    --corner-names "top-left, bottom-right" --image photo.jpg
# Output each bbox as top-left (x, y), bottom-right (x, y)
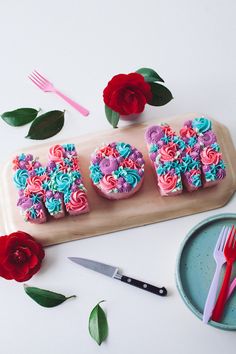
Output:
top-left (0, 231), bottom-right (45, 282)
top-left (103, 73), bottom-right (152, 115)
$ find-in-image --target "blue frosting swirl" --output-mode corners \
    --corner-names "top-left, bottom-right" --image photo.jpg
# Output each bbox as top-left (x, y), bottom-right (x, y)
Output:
top-left (113, 166), bottom-right (127, 179)
top-left (18, 153), bottom-right (26, 161)
top-left (64, 191), bottom-right (71, 203)
top-left (161, 135), bottom-right (170, 144)
top-left (205, 171), bottom-right (216, 181)
top-left (123, 168), bottom-right (141, 188)
top-left (188, 137), bottom-right (197, 147)
top-left (45, 197), bottom-right (62, 215)
top-left (29, 207), bottom-right (38, 219)
top-left (35, 167), bottom-right (46, 176)
top-left (211, 142), bottom-right (220, 152)
top-left (192, 117), bottom-right (212, 133)
top-left (172, 136), bottom-right (186, 150)
top-left (42, 180), bottom-right (50, 191)
top-left (63, 144), bottom-right (75, 151)
top-left (149, 144), bottom-right (158, 153)
top-left (71, 171), bottom-right (81, 180)
top-left (31, 195), bottom-right (41, 203)
top-left (13, 169), bottom-right (29, 189)
top-left (64, 158), bottom-right (73, 167)
top-left (192, 174), bottom-right (202, 187)
top-left (90, 164), bottom-right (103, 184)
top-left (52, 172), bottom-right (72, 193)
top-left (116, 142), bottom-right (132, 158)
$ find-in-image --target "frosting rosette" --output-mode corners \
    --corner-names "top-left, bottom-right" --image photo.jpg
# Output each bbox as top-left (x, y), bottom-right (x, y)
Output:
top-left (192, 117), bottom-right (212, 134)
top-left (48, 144), bottom-right (65, 162)
top-left (90, 142), bottom-right (144, 199)
top-left (52, 172), bottom-right (72, 193)
top-left (180, 126), bottom-right (197, 139)
top-left (158, 172), bottom-right (178, 193)
top-left (26, 175), bottom-right (44, 194)
top-left (198, 131), bottom-right (216, 146)
top-left (200, 147), bottom-right (221, 165)
top-left (100, 175), bottom-right (117, 192)
top-left (65, 190), bottom-right (88, 212)
top-left (13, 169), bottom-right (29, 189)
top-left (159, 142), bottom-right (178, 162)
top-left (145, 125), bottom-right (164, 145)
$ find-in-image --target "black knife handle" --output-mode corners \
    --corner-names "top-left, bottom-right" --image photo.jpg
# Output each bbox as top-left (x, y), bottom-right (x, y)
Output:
top-left (118, 275), bottom-right (167, 296)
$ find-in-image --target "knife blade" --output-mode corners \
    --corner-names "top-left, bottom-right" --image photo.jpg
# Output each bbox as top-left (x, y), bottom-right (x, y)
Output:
top-left (68, 257), bottom-right (167, 297)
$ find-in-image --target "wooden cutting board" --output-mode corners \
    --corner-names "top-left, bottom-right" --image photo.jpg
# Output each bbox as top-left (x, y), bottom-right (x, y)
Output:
top-left (0, 113), bottom-right (235, 246)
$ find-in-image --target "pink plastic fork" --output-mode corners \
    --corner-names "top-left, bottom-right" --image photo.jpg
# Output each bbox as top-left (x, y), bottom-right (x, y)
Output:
top-left (29, 70), bottom-right (89, 116)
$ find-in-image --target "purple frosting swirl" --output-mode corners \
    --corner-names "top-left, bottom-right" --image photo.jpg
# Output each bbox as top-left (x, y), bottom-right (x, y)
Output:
top-left (91, 155), bottom-right (102, 164)
top-left (183, 120), bottom-right (192, 128)
top-left (17, 196), bottom-right (33, 210)
top-left (203, 165), bottom-right (210, 173)
top-left (198, 131), bottom-right (216, 146)
top-left (150, 152), bottom-right (157, 161)
top-left (123, 182), bottom-right (132, 192)
top-left (145, 126), bottom-right (164, 145)
top-left (216, 168), bottom-right (226, 180)
top-left (99, 157), bottom-right (119, 174)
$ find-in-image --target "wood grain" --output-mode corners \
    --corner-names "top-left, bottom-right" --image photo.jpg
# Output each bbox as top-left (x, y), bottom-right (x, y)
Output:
top-left (0, 113), bottom-right (235, 246)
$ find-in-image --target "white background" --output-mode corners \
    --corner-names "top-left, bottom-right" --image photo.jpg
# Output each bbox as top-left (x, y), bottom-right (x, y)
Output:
top-left (0, 1), bottom-right (236, 353)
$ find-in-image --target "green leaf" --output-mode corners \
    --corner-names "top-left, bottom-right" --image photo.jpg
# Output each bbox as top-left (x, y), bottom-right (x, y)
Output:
top-left (105, 105), bottom-right (119, 128)
top-left (25, 110), bottom-right (65, 140)
top-left (136, 68), bottom-right (164, 83)
top-left (24, 285), bottom-right (76, 308)
top-left (89, 300), bottom-right (108, 345)
top-left (148, 82), bottom-right (173, 106)
top-left (1, 108), bottom-right (39, 127)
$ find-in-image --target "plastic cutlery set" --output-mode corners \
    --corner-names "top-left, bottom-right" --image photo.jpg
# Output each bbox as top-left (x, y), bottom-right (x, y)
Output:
top-left (203, 225), bottom-right (236, 324)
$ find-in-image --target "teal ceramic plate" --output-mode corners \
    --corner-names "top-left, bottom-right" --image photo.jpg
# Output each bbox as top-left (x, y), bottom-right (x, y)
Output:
top-left (176, 213), bottom-right (236, 331)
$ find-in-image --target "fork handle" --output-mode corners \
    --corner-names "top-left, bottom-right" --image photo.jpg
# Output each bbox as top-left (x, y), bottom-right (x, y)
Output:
top-left (212, 261), bottom-right (233, 322)
top-left (55, 89), bottom-right (89, 116)
top-left (203, 264), bottom-right (222, 323)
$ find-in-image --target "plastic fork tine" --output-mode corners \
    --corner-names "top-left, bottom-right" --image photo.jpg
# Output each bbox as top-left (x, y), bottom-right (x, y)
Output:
top-left (34, 70), bottom-right (49, 83)
top-left (31, 73), bottom-right (46, 86)
top-left (226, 225), bottom-right (235, 249)
top-left (28, 76), bottom-right (44, 90)
top-left (220, 227), bottom-right (229, 251)
top-left (33, 71), bottom-right (48, 84)
top-left (216, 226), bottom-right (226, 251)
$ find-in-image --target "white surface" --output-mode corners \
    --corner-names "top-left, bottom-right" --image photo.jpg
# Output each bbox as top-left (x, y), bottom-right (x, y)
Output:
top-left (0, 1), bottom-right (235, 353)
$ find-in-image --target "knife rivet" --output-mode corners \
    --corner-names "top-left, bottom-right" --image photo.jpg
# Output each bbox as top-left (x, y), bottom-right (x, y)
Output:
top-left (143, 284), bottom-right (147, 288)
top-left (127, 278), bottom-right (131, 283)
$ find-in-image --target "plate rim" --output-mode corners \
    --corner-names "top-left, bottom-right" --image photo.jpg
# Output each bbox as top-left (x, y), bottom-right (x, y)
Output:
top-left (175, 212), bottom-right (236, 331)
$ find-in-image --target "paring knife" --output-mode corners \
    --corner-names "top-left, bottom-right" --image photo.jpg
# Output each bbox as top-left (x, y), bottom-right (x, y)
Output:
top-left (68, 257), bottom-right (167, 296)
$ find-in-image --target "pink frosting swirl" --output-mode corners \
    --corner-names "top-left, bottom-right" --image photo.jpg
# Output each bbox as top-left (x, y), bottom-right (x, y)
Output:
top-left (180, 126), bottom-right (197, 138)
top-left (26, 175), bottom-right (44, 193)
top-left (158, 172), bottom-right (178, 193)
top-left (121, 158), bottom-right (138, 169)
top-left (200, 147), bottom-right (222, 165)
top-left (100, 146), bottom-right (119, 157)
top-left (99, 175), bottom-right (117, 191)
top-left (162, 124), bottom-right (175, 137)
top-left (66, 190), bottom-right (88, 211)
top-left (159, 142), bottom-right (178, 162)
top-left (48, 145), bottom-right (65, 162)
